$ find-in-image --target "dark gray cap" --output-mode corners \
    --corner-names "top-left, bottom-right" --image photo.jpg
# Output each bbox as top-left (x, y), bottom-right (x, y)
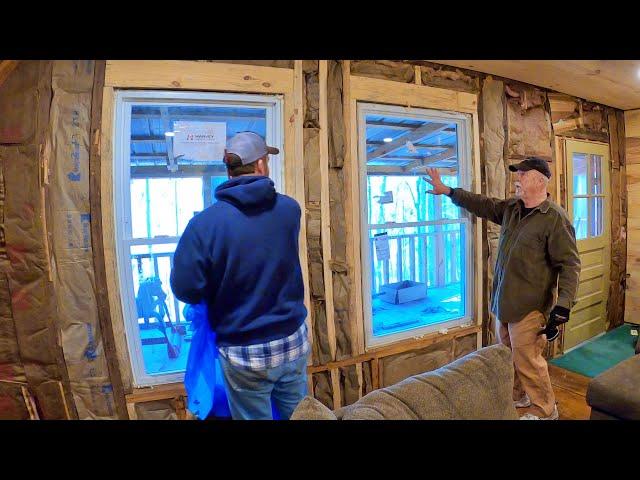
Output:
top-left (508, 157), bottom-right (552, 179)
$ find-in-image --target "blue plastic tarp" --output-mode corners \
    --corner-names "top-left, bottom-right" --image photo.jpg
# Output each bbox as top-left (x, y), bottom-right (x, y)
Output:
top-left (183, 303), bottom-right (281, 420)
top-left (183, 303), bottom-right (231, 419)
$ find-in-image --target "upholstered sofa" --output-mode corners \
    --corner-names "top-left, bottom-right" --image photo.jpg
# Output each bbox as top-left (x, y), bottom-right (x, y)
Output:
top-left (586, 353), bottom-right (640, 420)
top-left (292, 344), bottom-right (519, 420)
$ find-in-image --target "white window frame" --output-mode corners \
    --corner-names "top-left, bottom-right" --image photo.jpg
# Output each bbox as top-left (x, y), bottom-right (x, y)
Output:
top-left (114, 89), bottom-right (284, 386)
top-left (357, 102), bottom-right (475, 349)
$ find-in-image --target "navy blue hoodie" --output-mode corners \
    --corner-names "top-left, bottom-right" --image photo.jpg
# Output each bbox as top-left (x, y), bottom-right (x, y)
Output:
top-left (170, 176), bottom-right (307, 347)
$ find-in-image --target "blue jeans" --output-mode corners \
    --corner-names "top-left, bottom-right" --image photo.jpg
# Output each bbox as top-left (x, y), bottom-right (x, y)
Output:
top-left (218, 354), bottom-right (308, 420)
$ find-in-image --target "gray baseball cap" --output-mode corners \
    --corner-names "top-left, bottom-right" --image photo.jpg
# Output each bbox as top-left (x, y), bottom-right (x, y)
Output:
top-left (225, 131), bottom-right (279, 165)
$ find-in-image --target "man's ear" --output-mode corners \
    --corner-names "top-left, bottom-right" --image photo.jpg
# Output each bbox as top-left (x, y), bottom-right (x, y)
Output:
top-left (257, 157), bottom-right (268, 175)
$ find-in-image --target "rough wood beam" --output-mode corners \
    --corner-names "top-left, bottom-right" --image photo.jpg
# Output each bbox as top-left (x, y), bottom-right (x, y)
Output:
top-left (406, 147), bottom-right (457, 171)
top-left (366, 120), bottom-right (455, 132)
top-left (371, 155), bottom-right (427, 162)
top-left (367, 121), bottom-right (451, 161)
top-left (366, 140), bottom-right (450, 150)
top-left (367, 165), bottom-right (457, 176)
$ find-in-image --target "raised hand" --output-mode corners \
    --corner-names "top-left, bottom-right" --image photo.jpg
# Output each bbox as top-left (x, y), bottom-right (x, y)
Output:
top-left (424, 168), bottom-right (451, 196)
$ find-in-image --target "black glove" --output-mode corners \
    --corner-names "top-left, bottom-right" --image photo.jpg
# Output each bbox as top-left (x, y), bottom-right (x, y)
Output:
top-left (538, 306), bottom-right (570, 342)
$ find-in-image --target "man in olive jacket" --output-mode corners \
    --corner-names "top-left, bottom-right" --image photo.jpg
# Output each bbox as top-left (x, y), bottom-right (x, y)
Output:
top-left (425, 157), bottom-right (581, 420)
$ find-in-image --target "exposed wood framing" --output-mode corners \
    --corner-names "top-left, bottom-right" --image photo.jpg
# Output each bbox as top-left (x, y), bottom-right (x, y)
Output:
top-left (356, 362), bottom-right (363, 399)
top-left (100, 86), bottom-right (134, 394)
top-left (371, 358), bottom-right (379, 390)
top-left (89, 61), bottom-right (128, 419)
top-left (126, 382), bottom-right (185, 403)
top-left (350, 75), bottom-right (478, 113)
top-left (471, 110), bottom-right (484, 345)
top-left (105, 60), bottom-right (294, 93)
top-left (606, 110), bottom-right (627, 331)
top-left (291, 60), bottom-right (312, 346)
top-left (330, 368), bottom-right (341, 409)
top-left (124, 382), bottom-right (187, 420)
top-left (624, 110), bottom-right (640, 325)
top-left (345, 64), bottom-right (366, 356)
top-left (319, 61), bottom-right (337, 361)
top-left (308, 324), bottom-right (481, 374)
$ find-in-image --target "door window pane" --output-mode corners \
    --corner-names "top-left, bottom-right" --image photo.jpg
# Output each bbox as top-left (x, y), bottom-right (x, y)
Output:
top-left (573, 198), bottom-right (588, 240)
top-left (590, 197), bottom-right (603, 237)
top-left (591, 154), bottom-right (602, 195)
top-left (572, 153), bottom-right (588, 195)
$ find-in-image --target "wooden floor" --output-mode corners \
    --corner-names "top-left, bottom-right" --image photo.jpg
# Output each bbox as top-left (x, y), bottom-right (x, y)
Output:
top-left (516, 364), bottom-right (592, 420)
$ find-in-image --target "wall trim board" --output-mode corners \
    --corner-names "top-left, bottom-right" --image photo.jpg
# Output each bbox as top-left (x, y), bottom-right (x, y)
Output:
top-left (344, 64), bottom-right (366, 356)
top-left (89, 61), bottom-right (128, 419)
top-left (99, 85), bottom-right (134, 396)
top-left (307, 324), bottom-right (482, 374)
top-left (319, 60), bottom-right (338, 361)
top-left (350, 75), bottom-right (478, 114)
top-left (105, 60), bottom-right (294, 94)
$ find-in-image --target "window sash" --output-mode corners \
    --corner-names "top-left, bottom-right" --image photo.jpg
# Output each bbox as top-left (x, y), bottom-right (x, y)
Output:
top-left (114, 90), bottom-right (283, 387)
top-left (357, 102), bottom-right (475, 349)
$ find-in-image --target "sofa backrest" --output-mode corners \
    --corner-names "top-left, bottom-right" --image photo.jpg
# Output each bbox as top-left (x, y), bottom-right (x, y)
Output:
top-left (292, 344), bottom-right (519, 420)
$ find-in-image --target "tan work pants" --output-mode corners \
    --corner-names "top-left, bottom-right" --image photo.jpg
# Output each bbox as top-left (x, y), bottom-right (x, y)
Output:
top-left (497, 310), bottom-right (556, 417)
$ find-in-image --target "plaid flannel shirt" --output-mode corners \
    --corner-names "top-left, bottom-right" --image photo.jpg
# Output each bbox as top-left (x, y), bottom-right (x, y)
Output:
top-left (217, 322), bottom-right (309, 370)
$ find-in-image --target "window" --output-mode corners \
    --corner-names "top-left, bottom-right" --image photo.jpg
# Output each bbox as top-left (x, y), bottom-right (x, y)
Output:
top-left (358, 103), bottom-right (474, 348)
top-left (571, 152), bottom-right (604, 240)
top-left (114, 90), bottom-right (283, 386)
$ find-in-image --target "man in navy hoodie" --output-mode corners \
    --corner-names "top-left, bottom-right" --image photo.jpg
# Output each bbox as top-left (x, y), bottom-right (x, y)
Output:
top-left (170, 131), bottom-right (309, 420)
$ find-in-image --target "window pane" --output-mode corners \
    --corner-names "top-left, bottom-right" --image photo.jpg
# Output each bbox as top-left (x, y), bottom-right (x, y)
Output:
top-left (367, 176), bottom-right (426, 224)
top-left (210, 176), bottom-right (228, 207)
top-left (130, 243), bottom-right (191, 376)
top-left (148, 178), bottom-right (179, 237)
top-left (176, 178), bottom-right (205, 232)
top-left (590, 154), bottom-right (603, 195)
top-left (120, 96), bottom-right (279, 384)
top-left (369, 225), bottom-right (466, 337)
top-left (441, 175), bottom-right (460, 220)
top-left (363, 110), bottom-right (468, 342)
top-left (572, 153), bottom-right (588, 196)
top-left (590, 197), bottom-right (603, 237)
top-left (131, 179), bottom-right (150, 238)
top-left (129, 103), bottom-right (268, 239)
top-left (573, 198), bottom-right (588, 240)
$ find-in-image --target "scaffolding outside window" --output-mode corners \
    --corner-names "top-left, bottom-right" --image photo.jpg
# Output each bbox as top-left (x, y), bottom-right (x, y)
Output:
top-left (357, 103), bottom-right (475, 348)
top-left (114, 90), bottom-right (283, 386)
